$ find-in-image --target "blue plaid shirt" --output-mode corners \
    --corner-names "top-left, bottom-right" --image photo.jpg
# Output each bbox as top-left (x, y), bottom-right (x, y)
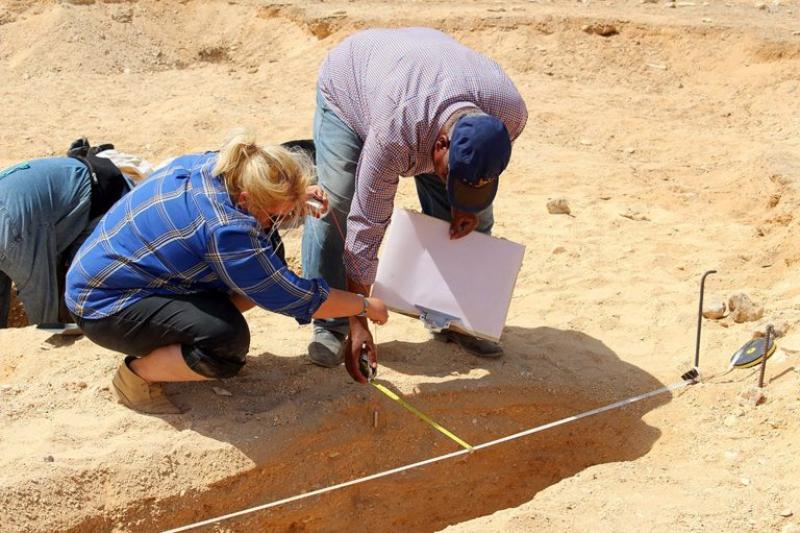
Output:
top-left (65, 152), bottom-right (329, 323)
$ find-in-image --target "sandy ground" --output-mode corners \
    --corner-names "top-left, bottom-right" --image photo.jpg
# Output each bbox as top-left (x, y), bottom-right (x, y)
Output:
top-left (1, 0), bottom-right (800, 531)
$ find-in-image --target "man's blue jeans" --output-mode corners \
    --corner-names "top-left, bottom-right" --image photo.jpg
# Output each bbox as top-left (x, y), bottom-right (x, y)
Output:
top-left (301, 89), bottom-right (493, 335)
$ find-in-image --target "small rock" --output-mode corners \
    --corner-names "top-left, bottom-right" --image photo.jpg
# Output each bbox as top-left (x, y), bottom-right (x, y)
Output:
top-left (552, 246), bottom-right (567, 255)
top-left (579, 139), bottom-right (593, 146)
top-left (327, 451), bottom-right (341, 459)
top-left (738, 385), bottom-right (766, 407)
top-left (755, 2), bottom-right (767, 9)
top-left (779, 333), bottom-right (800, 353)
top-left (723, 414), bottom-right (738, 427)
top-left (111, 8), bottom-right (133, 23)
top-left (740, 477), bottom-right (751, 486)
top-left (728, 293), bottom-right (764, 323)
top-left (619, 209), bottom-right (650, 221)
top-left (547, 198), bottom-right (571, 215)
top-left (702, 298), bottom-right (726, 319)
top-left (752, 319), bottom-right (789, 339)
top-left (771, 348), bottom-right (789, 363)
top-left (724, 450), bottom-right (739, 461)
top-left (702, 17), bottom-right (713, 23)
top-left (212, 386), bottom-right (232, 397)
top-left (43, 455), bottom-right (54, 463)
top-left (583, 23), bottom-right (618, 37)
top-left (781, 509), bottom-right (794, 518)
top-left (624, 147), bottom-right (636, 154)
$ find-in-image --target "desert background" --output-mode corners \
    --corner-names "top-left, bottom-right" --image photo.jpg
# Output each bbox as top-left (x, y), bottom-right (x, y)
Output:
top-left (1, 0), bottom-right (799, 531)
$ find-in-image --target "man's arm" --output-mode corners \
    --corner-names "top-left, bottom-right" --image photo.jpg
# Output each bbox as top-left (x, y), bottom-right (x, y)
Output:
top-left (341, 135), bottom-right (404, 381)
top-left (343, 135), bottom-right (403, 286)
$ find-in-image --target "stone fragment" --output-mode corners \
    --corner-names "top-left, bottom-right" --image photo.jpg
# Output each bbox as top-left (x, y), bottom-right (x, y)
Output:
top-left (547, 198), bottom-right (571, 215)
top-left (738, 385), bottom-right (766, 407)
top-left (620, 209), bottom-right (650, 221)
top-left (212, 387), bottom-right (232, 397)
top-left (778, 333), bottom-right (800, 353)
top-left (582, 23), bottom-right (618, 37)
top-left (781, 510), bottom-right (794, 518)
top-left (702, 298), bottom-right (726, 319)
top-left (728, 293), bottom-right (764, 323)
top-left (111, 7), bottom-right (133, 23)
top-left (752, 319), bottom-right (790, 339)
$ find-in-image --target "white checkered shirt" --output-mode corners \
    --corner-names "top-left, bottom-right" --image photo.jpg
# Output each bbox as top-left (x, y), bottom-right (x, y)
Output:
top-left (318, 27), bottom-right (528, 285)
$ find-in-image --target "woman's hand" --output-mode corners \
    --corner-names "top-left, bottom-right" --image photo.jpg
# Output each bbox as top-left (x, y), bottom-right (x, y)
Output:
top-left (305, 185), bottom-right (329, 218)
top-left (365, 297), bottom-right (388, 325)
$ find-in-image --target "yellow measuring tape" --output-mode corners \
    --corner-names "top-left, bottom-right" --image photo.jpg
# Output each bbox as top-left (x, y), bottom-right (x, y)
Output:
top-left (371, 382), bottom-right (473, 450)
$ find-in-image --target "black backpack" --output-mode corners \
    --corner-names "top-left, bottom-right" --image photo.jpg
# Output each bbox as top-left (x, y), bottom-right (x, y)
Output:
top-left (67, 138), bottom-right (129, 219)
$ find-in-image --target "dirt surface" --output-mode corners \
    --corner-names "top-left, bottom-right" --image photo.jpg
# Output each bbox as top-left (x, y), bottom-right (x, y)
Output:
top-left (1, 0), bottom-right (800, 532)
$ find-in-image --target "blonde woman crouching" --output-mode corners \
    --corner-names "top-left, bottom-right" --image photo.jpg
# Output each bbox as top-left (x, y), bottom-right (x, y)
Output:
top-left (65, 130), bottom-right (387, 414)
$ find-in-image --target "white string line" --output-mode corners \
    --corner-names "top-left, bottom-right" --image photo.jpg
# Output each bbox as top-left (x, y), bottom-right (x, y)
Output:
top-left (162, 378), bottom-right (691, 533)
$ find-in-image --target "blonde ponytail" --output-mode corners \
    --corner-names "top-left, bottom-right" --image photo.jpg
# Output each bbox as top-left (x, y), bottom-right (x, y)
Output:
top-left (214, 128), bottom-right (313, 220)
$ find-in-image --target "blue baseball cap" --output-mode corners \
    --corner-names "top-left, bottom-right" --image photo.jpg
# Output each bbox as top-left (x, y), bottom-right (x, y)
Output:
top-left (447, 114), bottom-right (512, 213)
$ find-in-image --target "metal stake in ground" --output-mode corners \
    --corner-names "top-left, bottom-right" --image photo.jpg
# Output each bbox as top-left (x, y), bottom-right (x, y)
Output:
top-left (694, 270), bottom-right (717, 368)
top-left (758, 324), bottom-right (774, 388)
top-left (682, 269), bottom-right (717, 382)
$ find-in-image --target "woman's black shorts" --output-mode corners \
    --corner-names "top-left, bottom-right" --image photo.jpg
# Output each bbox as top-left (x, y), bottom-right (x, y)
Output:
top-left (74, 292), bottom-right (250, 379)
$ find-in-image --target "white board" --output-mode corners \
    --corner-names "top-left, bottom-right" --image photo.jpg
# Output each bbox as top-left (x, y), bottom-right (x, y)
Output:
top-left (372, 209), bottom-right (526, 342)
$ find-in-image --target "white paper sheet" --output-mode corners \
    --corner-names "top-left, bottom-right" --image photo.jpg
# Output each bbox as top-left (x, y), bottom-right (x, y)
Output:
top-left (372, 209), bottom-right (526, 342)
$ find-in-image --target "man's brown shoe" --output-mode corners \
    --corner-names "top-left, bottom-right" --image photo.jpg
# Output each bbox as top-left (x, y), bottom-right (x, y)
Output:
top-left (111, 359), bottom-right (183, 415)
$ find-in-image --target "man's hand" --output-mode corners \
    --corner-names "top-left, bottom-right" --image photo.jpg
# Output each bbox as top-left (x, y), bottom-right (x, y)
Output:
top-left (449, 208), bottom-right (479, 239)
top-left (305, 185), bottom-right (329, 218)
top-left (346, 316), bottom-right (376, 383)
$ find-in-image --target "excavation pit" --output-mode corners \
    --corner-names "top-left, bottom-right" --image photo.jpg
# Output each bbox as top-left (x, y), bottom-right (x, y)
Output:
top-left (65, 378), bottom-right (669, 532)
